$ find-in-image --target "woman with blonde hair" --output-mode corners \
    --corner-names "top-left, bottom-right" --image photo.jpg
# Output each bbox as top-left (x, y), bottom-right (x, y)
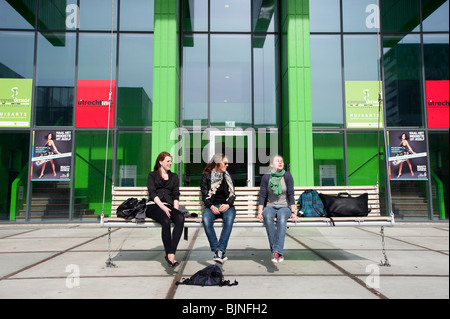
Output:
top-left (257, 155), bottom-right (297, 263)
top-left (146, 152), bottom-right (185, 267)
top-left (201, 153), bottom-right (236, 264)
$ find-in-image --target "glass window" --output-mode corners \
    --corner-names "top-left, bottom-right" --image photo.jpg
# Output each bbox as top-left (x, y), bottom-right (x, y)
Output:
top-left (0, 132), bottom-right (29, 222)
top-left (35, 32), bottom-right (76, 126)
top-left (383, 34), bottom-right (424, 127)
top-left (39, 0), bottom-right (77, 31)
top-left (391, 180), bottom-right (430, 220)
top-left (423, 34), bottom-right (449, 81)
top-left (313, 132), bottom-right (345, 186)
top-left (183, 0), bottom-right (208, 32)
top-left (0, 31), bottom-right (35, 79)
top-left (210, 0), bottom-right (251, 32)
top-left (310, 35), bottom-right (343, 127)
top-left (74, 131), bottom-right (113, 219)
top-left (344, 35), bottom-right (381, 81)
top-left (116, 132), bottom-right (152, 187)
top-left (343, 0), bottom-right (380, 32)
top-left (28, 181), bottom-right (71, 221)
top-left (120, 0), bottom-right (154, 31)
top-left (0, 0), bottom-right (35, 29)
top-left (309, 0), bottom-right (340, 32)
top-left (118, 34), bottom-right (154, 127)
top-left (78, 33), bottom-right (117, 80)
top-left (79, 0), bottom-right (118, 31)
top-left (429, 132), bottom-right (449, 220)
top-left (182, 34), bottom-right (208, 127)
top-left (254, 34), bottom-right (279, 127)
top-left (182, 131), bottom-right (207, 186)
top-left (422, 0), bottom-right (449, 32)
top-left (255, 128), bottom-right (280, 186)
top-left (382, 0), bottom-right (420, 32)
top-left (210, 35), bottom-right (252, 127)
top-left (253, 0), bottom-right (277, 33)
top-left (347, 131), bottom-right (385, 186)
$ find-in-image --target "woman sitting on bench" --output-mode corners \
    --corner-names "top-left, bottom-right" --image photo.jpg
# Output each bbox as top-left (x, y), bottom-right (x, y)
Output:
top-left (201, 153), bottom-right (236, 264)
top-left (257, 155), bottom-right (298, 263)
top-left (146, 152), bottom-right (185, 268)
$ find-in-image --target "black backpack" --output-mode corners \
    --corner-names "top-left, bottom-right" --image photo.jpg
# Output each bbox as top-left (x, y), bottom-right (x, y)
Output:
top-left (176, 265), bottom-right (238, 287)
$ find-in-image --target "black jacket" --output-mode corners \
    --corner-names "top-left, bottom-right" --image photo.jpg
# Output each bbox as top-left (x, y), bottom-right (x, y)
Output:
top-left (147, 171), bottom-right (180, 206)
top-left (201, 173), bottom-right (236, 209)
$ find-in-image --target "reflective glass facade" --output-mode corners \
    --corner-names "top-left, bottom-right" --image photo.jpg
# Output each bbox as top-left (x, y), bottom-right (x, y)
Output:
top-left (0, 0), bottom-right (448, 222)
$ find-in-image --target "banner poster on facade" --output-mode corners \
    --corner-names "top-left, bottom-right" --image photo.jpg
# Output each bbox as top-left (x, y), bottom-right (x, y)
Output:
top-left (387, 130), bottom-right (428, 181)
top-left (75, 79), bottom-right (115, 128)
top-left (0, 78), bottom-right (32, 128)
top-left (31, 130), bottom-right (72, 181)
top-left (426, 80), bottom-right (449, 129)
top-left (345, 81), bottom-right (384, 129)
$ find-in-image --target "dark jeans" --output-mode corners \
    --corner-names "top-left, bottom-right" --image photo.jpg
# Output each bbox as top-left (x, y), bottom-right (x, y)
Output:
top-left (145, 204), bottom-right (185, 256)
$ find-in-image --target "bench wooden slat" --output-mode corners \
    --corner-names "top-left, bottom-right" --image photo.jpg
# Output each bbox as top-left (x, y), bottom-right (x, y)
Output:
top-left (105, 185), bottom-right (392, 226)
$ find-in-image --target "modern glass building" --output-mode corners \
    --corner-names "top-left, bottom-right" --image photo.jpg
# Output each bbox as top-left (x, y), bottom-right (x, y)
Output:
top-left (0, 0), bottom-right (448, 223)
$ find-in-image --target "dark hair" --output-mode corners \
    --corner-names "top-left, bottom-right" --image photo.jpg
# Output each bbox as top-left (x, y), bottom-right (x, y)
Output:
top-left (46, 133), bottom-right (54, 140)
top-left (203, 153), bottom-right (226, 174)
top-left (400, 133), bottom-right (409, 140)
top-left (153, 152), bottom-right (172, 172)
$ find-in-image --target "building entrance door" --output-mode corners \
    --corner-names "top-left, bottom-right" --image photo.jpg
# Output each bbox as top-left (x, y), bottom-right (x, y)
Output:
top-left (208, 130), bottom-right (254, 187)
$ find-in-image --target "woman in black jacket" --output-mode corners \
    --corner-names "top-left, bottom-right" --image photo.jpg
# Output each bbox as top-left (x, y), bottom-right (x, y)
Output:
top-left (201, 153), bottom-right (236, 264)
top-left (146, 152), bottom-right (185, 267)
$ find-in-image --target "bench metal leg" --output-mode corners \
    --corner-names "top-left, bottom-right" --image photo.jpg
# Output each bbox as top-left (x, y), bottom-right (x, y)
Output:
top-left (105, 227), bottom-right (117, 268)
top-left (184, 227), bottom-right (189, 241)
top-left (379, 226), bottom-right (391, 267)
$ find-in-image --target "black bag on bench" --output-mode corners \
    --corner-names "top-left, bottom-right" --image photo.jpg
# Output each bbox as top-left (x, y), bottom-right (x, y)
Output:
top-left (319, 192), bottom-right (370, 217)
top-left (117, 198), bottom-right (147, 221)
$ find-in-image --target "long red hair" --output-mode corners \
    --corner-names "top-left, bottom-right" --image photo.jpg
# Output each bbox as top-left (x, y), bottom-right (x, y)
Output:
top-left (153, 152), bottom-right (173, 172)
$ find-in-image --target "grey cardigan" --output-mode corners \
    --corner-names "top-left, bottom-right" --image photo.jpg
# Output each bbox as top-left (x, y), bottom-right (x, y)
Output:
top-left (258, 171), bottom-right (296, 207)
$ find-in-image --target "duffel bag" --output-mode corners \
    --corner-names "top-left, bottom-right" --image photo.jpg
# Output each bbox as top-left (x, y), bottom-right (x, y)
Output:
top-left (319, 192), bottom-right (370, 217)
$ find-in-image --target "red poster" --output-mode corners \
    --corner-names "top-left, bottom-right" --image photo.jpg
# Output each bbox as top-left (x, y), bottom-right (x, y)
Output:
top-left (426, 80), bottom-right (449, 129)
top-left (76, 80), bottom-right (115, 128)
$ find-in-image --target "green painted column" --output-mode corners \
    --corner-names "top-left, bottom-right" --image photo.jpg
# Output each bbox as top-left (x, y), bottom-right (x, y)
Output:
top-left (280, 0), bottom-right (314, 186)
top-left (151, 0), bottom-right (180, 166)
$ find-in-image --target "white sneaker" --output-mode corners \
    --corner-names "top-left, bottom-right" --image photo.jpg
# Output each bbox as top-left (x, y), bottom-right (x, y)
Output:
top-left (272, 252), bottom-right (281, 263)
top-left (214, 250), bottom-right (228, 264)
top-left (272, 252), bottom-right (284, 263)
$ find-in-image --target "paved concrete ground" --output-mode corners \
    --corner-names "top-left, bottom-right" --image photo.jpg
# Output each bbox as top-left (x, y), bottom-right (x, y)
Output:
top-left (0, 222), bottom-right (448, 300)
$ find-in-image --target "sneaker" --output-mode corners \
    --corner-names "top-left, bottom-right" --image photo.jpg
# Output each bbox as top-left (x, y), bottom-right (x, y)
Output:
top-left (214, 250), bottom-right (228, 264)
top-left (272, 252), bottom-right (281, 263)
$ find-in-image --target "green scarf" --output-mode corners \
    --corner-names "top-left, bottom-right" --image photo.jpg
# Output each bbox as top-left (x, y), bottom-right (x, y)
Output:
top-left (269, 169), bottom-right (285, 196)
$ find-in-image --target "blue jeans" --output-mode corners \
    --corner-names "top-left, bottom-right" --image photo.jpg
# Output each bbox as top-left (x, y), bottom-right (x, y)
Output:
top-left (262, 206), bottom-right (291, 255)
top-left (202, 205), bottom-right (236, 253)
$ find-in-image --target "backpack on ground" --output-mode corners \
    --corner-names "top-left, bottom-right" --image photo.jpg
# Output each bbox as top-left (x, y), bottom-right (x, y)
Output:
top-left (298, 190), bottom-right (327, 217)
top-left (176, 264), bottom-right (238, 287)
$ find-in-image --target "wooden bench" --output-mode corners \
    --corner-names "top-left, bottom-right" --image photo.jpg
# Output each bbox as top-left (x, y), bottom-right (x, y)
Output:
top-left (101, 185), bottom-right (394, 267)
top-left (102, 185), bottom-right (394, 228)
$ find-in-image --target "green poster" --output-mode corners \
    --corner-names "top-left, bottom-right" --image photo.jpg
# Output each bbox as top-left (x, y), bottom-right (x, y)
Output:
top-left (345, 81), bottom-right (384, 129)
top-left (0, 78), bottom-right (33, 128)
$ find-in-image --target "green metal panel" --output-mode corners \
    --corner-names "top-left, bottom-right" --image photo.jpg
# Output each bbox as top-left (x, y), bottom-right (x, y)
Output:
top-left (152, 0), bottom-right (180, 169)
top-left (280, 0), bottom-right (314, 186)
